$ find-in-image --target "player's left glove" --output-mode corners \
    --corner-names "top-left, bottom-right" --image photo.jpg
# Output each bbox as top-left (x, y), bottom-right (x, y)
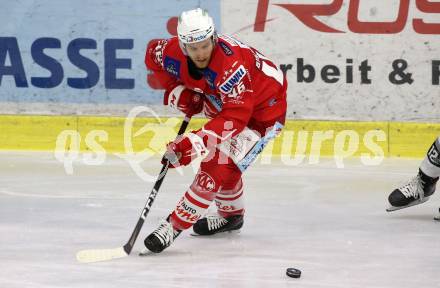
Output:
top-left (162, 132), bottom-right (207, 168)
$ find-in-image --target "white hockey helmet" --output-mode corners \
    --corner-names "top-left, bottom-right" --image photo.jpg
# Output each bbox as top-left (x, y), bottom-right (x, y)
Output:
top-left (177, 8), bottom-right (216, 53)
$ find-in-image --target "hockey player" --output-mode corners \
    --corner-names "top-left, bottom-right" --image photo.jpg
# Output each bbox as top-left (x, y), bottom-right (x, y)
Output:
top-left (143, 8), bottom-right (287, 252)
top-left (387, 136), bottom-right (440, 215)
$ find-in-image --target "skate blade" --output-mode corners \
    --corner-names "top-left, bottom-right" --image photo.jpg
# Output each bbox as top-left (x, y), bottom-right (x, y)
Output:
top-left (190, 229), bottom-right (241, 237)
top-left (139, 248), bottom-right (153, 257)
top-left (386, 197), bottom-right (430, 212)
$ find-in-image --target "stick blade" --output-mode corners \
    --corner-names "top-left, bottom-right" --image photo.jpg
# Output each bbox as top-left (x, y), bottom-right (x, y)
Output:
top-left (76, 247), bottom-right (128, 263)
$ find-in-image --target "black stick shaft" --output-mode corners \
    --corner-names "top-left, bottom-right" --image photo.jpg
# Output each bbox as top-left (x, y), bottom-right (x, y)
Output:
top-left (123, 116), bottom-right (191, 254)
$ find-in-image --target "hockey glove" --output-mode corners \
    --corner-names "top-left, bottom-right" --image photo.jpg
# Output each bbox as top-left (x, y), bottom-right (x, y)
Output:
top-left (162, 133), bottom-right (207, 168)
top-left (164, 84), bottom-right (204, 116)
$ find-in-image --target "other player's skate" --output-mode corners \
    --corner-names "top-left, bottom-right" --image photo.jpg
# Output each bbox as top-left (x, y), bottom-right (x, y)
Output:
top-left (434, 208), bottom-right (440, 221)
top-left (387, 169), bottom-right (439, 212)
top-left (192, 215), bottom-right (244, 236)
top-left (142, 219), bottom-right (181, 254)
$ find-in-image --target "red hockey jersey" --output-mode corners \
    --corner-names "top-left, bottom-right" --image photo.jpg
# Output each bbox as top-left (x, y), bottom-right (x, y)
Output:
top-left (145, 34), bottom-right (287, 147)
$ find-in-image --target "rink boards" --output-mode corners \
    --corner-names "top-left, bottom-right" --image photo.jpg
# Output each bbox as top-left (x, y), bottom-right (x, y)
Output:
top-left (0, 114), bottom-right (438, 158)
top-left (1, 1), bottom-right (439, 122)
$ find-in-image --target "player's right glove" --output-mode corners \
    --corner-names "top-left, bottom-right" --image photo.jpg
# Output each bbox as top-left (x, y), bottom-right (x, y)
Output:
top-left (164, 84), bottom-right (204, 116)
top-left (161, 132), bottom-right (207, 168)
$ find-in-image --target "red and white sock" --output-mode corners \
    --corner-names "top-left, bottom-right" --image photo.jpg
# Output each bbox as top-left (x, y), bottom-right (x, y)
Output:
top-left (215, 178), bottom-right (245, 218)
top-left (169, 171), bottom-right (220, 230)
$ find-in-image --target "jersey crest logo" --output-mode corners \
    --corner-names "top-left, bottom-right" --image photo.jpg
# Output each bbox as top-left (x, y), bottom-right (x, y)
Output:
top-left (153, 39), bottom-right (167, 66)
top-left (195, 172), bottom-right (216, 192)
top-left (219, 65), bottom-right (246, 94)
top-left (164, 56), bottom-right (181, 78)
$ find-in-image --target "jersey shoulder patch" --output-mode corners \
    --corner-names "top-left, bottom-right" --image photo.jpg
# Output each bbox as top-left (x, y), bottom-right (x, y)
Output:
top-left (218, 41), bottom-right (233, 56)
top-left (149, 39), bottom-right (168, 67)
top-left (163, 56), bottom-right (181, 78)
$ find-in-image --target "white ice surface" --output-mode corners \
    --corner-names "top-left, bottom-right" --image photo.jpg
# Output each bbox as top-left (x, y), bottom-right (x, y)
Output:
top-left (0, 152), bottom-right (439, 288)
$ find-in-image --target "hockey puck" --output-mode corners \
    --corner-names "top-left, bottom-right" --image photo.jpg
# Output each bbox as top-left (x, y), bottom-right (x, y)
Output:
top-left (286, 268), bottom-right (301, 278)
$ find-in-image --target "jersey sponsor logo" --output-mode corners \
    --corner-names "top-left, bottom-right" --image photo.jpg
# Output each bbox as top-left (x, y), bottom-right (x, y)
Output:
top-left (219, 65), bottom-right (246, 94)
top-left (203, 68), bottom-right (217, 90)
top-left (180, 200), bottom-right (197, 214)
top-left (164, 56), bottom-right (181, 78)
top-left (215, 200), bottom-right (238, 212)
top-left (195, 171), bottom-right (216, 192)
top-left (226, 81), bottom-right (246, 99)
top-left (175, 197), bottom-right (201, 222)
top-left (219, 42), bottom-right (233, 56)
top-left (229, 137), bottom-right (245, 157)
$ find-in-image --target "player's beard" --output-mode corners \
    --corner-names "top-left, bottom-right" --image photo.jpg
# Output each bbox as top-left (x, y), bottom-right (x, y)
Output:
top-left (193, 58), bottom-right (210, 69)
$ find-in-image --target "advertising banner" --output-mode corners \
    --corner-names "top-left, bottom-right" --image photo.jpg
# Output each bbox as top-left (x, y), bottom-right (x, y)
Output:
top-left (0, 0), bottom-right (439, 121)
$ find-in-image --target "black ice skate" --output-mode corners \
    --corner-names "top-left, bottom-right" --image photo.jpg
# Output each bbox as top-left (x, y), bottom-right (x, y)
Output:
top-left (142, 219), bottom-right (181, 254)
top-left (387, 169), bottom-right (439, 212)
top-left (192, 215), bottom-right (243, 236)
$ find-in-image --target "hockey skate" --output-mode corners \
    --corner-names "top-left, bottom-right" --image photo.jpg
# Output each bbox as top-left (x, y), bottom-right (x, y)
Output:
top-left (141, 219), bottom-right (181, 254)
top-left (192, 215), bottom-right (243, 236)
top-left (387, 169), bottom-right (438, 212)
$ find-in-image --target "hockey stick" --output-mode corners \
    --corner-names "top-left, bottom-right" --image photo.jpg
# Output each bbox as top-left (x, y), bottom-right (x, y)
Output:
top-left (76, 116), bottom-right (191, 263)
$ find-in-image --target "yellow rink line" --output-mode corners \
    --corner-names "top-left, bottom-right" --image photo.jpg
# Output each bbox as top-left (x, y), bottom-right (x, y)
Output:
top-left (0, 115), bottom-right (439, 158)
